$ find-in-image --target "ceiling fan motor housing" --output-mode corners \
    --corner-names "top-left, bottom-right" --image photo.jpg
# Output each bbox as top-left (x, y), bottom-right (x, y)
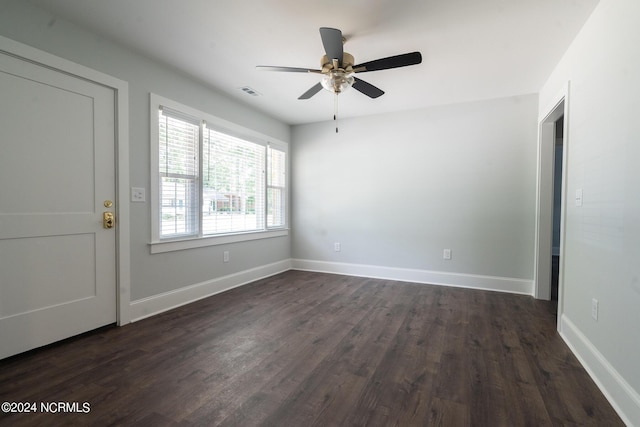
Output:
top-left (320, 52), bottom-right (355, 71)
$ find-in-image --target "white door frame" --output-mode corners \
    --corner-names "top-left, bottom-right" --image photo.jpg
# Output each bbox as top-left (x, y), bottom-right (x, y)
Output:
top-left (0, 35), bottom-right (131, 325)
top-left (534, 81), bottom-right (569, 326)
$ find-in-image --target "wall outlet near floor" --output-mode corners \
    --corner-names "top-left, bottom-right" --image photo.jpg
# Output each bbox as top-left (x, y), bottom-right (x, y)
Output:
top-left (443, 249), bottom-right (452, 260)
top-left (334, 242), bottom-right (341, 252)
top-left (591, 298), bottom-right (599, 320)
top-left (223, 251), bottom-right (230, 263)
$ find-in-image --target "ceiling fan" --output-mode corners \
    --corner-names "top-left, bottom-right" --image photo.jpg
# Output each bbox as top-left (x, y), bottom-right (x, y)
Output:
top-left (256, 27), bottom-right (422, 101)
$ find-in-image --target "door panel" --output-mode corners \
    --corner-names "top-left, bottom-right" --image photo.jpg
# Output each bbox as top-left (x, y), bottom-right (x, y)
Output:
top-left (1, 72), bottom-right (96, 214)
top-left (0, 50), bottom-right (116, 359)
top-left (0, 234), bottom-right (96, 317)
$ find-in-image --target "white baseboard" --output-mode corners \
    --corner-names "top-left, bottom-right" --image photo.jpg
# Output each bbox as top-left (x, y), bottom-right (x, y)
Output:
top-left (291, 259), bottom-right (534, 296)
top-left (129, 258), bottom-right (533, 323)
top-left (560, 314), bottom-right (640, 426)
top-left (129, 259), bottom-right (292, 322)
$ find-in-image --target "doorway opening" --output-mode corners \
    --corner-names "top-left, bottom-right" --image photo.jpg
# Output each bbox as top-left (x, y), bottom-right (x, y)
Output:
top-left (535, 86), bottom-right (568, 327)
top-left (551, 116), bottom-right (564, 315)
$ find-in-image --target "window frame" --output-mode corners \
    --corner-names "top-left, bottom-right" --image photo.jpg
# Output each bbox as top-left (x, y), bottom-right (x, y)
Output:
top-left (149, 93), bottom-right (288, 254)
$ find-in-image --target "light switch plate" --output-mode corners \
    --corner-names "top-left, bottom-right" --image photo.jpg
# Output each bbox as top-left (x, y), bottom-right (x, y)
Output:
top-left (131, 187), bottom-right (146, 202)
top-left (575, 188), bottom-right (583, 207)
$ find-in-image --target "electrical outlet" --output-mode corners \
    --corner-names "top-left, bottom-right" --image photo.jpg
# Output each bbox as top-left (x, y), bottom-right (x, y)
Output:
top-left (443, 249), bottom-right (452, 260)
top-left (591, 298), bottom-right (598, 320)
top-left (223, 251), bottom-right (230, 263)
top-left (334, 242), bottom-right (341, 252)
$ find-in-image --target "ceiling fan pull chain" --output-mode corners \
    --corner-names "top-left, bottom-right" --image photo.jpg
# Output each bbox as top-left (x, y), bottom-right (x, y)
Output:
top-left (334, 93), bottom-right (339, 133)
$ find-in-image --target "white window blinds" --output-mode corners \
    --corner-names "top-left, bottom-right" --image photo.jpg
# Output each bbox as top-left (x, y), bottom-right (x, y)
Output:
top-left (202, 125), bottom-right (265, 234)
top-left (267, 145), bottom-right (286, 228)
top-left (159, 108), bottom-right (200, 238)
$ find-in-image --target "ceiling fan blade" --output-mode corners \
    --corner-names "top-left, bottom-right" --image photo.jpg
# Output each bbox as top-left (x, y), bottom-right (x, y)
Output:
top-left (298, 82), bottom-right (324, 100)
top-left (319, 27), bottom-right (344, 66)
top-left (256, 65), bottom-right (322, 73)
top-left (353, 77), bottom-right (384, 98)
top-left (353, 52), bottom-right (422, 73)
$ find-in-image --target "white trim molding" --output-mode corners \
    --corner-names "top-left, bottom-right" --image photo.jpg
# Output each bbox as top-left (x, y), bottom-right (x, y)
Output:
top-left (150, 229), bottom-right (289, 254)
top-left (560, 315), bottom-right (640, 426)
top-left (129, 259), bottom-right (292, 322)
top-left (291, 259), bottom-right (534, 295)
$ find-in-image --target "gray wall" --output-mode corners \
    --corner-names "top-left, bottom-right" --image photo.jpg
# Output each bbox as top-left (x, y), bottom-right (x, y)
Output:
top-left (0, 0), bottom-right (291, 301)
top-left (539, 0), bottom-right (640, 412)
top-left (292, 94), bottom-right (538, 281)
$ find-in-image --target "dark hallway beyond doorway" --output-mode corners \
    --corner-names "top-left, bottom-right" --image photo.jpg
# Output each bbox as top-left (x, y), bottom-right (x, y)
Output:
top-left (551, 255), bottom-right (559, 316)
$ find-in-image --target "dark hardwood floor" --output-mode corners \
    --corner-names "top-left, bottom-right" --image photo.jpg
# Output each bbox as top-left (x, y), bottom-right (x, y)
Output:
top-left (0, 271), bottom-right (623, 426)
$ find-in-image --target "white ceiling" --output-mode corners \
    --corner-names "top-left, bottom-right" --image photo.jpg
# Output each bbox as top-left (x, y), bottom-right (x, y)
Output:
top-left (28, 0), bottom-right (598, 125)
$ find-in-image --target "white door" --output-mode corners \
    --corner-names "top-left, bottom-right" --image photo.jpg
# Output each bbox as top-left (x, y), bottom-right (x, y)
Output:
top-left (0, 50), bottom-right (116, 359)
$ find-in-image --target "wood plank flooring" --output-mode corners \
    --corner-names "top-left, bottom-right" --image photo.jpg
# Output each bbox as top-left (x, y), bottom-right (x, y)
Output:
top-left (0, 271), bottom-right (624, 426)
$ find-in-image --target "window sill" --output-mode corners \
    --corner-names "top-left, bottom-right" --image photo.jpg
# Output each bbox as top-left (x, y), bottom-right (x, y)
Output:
top-left (149, 229), bottom-right (289, 254)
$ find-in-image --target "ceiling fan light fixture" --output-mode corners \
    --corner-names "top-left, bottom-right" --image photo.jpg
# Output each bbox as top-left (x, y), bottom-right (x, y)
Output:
top-left (321, 71), bottom-right (354, 94)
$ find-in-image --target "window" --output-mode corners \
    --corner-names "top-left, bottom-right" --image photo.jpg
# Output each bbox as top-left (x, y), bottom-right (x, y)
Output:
top-left (159, 108), bottom-right (200, 237)
top-left (151, 94), bottom-right (287, 252)
top-left (201, 126), bottom-right (265, 234)
top-left (267, 145), bottom-right (286, 228)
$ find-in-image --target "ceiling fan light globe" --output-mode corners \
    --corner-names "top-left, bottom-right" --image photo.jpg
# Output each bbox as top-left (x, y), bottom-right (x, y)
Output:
top-left (321, 72), bottom-right (354, 94)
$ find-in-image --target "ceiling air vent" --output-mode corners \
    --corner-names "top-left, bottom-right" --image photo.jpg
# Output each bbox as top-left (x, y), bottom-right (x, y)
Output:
top-left (240, 86), bottom-right (261, 97)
